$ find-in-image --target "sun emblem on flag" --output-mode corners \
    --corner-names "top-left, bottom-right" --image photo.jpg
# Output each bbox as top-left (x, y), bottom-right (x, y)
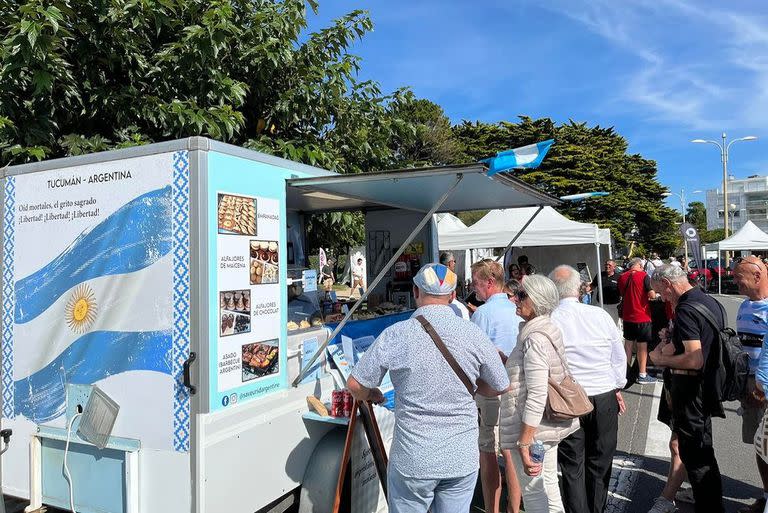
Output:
top-left (65, 284), bottom-right (98, 333)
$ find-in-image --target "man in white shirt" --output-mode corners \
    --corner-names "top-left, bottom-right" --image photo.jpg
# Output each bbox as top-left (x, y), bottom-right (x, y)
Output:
top-left (471, 259), bottom-right (523, 513)
top-left (550, 265), bottom-right (628, 513)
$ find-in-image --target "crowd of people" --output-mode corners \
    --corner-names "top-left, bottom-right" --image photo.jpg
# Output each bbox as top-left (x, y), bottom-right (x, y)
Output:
top-left (346, 251), bottom-right (768, 513)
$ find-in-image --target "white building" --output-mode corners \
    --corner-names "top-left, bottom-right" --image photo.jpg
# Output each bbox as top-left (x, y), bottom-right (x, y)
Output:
top-left (706, 175), bottom-right (768, 232)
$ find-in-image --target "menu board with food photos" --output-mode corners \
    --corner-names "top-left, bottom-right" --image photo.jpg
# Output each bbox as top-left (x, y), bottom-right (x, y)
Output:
top-left (215, 190), bottom-right (282, 405)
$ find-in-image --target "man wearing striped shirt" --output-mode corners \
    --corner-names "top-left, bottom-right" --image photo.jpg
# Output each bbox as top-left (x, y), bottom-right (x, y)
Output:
top-left (732, 256), bottom-right (768, 513)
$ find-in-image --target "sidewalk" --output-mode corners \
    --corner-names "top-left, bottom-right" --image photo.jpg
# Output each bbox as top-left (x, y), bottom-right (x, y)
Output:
top-left (609, 380), bottom-right (763, 513)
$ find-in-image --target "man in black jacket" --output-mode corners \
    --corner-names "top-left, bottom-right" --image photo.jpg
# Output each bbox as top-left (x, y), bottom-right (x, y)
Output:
top-left (649, 264), bottom-right (725, 513)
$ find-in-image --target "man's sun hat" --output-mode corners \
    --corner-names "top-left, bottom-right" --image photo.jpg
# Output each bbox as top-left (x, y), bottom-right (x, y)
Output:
top-left (413, 263), bottom-right (457, 295)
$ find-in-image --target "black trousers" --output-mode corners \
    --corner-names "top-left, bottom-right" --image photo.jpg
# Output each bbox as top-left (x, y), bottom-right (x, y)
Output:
top-left (558, 389), bottom-right (618, 513)
top-left (678, 433), bottom-right (724, 513)
top-left (670, 375), bottom-right (724, 513)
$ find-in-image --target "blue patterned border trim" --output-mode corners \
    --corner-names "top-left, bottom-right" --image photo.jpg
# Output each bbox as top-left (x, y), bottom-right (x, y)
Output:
top-left (172, 151), bottom-right (191, 451)
top-left (2, 177), bottom-right (15, 419)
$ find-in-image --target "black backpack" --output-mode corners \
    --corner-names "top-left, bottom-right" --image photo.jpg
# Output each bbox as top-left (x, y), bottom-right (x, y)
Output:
top-left (689, 302), bottom-right (750, 402)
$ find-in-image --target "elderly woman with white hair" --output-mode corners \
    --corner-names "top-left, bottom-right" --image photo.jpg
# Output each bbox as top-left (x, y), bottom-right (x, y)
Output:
top-left (499, 274), bottom-right (580, 513)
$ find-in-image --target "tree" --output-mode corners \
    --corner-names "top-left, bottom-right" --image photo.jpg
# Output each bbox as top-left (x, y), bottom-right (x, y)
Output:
top-left (388, 96), bottom-right (461, 167)
top-left (453, 117), bottom-right (679, 253)
top-left (686, 201), bottom-right (707, 233)
top-left (0, 0), bottom-right (409, 173)
top-left (702, 228), bottom-right (724, 244)
top-left (1, 0), bottom-right (433, 254)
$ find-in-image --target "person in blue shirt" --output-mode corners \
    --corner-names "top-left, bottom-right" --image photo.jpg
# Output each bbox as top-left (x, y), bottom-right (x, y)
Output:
top-left (735, 256), bottom-right (768, 513)
top-left (348, 263), bottom-right (509, 513)
top-left (470, 259), bottom-right (524, 513)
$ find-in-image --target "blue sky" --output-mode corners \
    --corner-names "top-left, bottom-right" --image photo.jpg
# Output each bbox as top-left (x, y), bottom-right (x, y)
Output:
top-left (307, 0), bottom-right (768, 210)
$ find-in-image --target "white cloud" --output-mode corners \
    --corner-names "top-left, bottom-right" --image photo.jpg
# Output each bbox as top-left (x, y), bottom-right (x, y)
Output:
top-left (527, 0), bottom-right (768, 132)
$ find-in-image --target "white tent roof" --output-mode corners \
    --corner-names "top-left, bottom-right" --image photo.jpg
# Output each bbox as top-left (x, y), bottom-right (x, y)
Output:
top-left (439, 207), bottom-right (610, 250)
top-left (716, 220), bottom-right (768, 250)
top-left (435, 213), bottom-right (467, 234)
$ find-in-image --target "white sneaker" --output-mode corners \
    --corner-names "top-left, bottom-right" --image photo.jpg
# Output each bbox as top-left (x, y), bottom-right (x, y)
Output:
top-left (675, 487), bottom-right (695, 504)
top-left (648, 496), bottom-right (676, 513)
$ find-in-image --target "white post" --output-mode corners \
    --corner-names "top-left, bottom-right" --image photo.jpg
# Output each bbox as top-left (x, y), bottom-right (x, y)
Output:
top-left (718, 250), bottom-right (722, 295)
top-left (595, 242), bottom-right (604, 307)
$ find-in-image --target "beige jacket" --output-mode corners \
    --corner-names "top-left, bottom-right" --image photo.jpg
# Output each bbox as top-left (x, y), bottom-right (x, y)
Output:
top-left (499, 315), bottom-right (579, 448)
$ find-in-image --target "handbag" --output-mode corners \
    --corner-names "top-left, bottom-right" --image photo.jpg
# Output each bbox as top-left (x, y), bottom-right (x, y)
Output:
top-left (415, 315), bottom-right (475, 398)
top-left (536, 331), bottom-right (593, 421)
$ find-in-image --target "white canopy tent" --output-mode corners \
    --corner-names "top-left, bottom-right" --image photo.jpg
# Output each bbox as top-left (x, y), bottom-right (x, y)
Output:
top-left (714, 220), bottom-right (768, 293)
top-left (438, 207), bottom-right (612, 304)
top-left (435, 213), bottom-right (494, 286)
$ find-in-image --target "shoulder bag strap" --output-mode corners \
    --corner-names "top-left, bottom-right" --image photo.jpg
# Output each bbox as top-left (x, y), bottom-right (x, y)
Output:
top-left (686, 301), bottom-right (725, 331)
top-left (680, 301), bottom-right (726, 372)
top-left (416, 315), bottom-right (475, 397)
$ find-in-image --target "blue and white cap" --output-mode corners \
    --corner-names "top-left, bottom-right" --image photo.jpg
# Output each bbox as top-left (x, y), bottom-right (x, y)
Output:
top-left (413, 263), bottom-right (457, 295)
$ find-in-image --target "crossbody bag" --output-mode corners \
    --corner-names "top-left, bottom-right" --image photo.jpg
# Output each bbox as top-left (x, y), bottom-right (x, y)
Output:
top-left (534, 331), bottom-right (593, 421)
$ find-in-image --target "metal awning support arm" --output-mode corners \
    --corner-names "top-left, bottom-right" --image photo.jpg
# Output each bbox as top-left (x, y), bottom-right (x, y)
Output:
top-left (494, 206), bottom-right (545, 262)
top-left (292, 173), bottom-right (465, 387)
top-left (595, 224), bottom-right (604, 307)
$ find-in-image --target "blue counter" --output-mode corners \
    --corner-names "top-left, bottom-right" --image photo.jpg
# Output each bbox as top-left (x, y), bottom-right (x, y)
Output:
top-left (326, 310), bottom-right (413, 346)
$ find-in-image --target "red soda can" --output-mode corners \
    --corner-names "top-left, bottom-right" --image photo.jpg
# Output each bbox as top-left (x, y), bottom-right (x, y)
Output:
top-left (331, 390), bottom-right (344, 417)
top-left (342, 389), bottom-right (353, 418)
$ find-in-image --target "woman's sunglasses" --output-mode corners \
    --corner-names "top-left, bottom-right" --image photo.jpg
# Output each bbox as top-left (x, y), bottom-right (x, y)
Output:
top-left (514, 290), bottom-right (528, 302)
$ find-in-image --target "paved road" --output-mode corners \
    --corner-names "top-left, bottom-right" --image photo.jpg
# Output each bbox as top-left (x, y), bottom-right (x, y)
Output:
top-left (609, 294), bottom-right (764, 513)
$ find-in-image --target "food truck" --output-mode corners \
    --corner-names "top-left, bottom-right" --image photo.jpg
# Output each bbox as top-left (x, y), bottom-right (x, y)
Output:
top-left (0, 138), bottom-right (559, 513)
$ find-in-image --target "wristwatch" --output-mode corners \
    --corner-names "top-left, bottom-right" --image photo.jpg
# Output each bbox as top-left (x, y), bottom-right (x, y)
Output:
top-left (516, 440), bottom-right (531, 449)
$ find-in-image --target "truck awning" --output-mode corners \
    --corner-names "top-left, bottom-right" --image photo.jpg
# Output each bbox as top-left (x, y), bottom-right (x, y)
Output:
top-left (287, 163), bottom-right (560, 213)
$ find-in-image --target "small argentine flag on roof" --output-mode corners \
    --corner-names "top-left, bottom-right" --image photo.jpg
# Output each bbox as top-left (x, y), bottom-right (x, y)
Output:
top-left (482, 139), bottom-right (554, 176)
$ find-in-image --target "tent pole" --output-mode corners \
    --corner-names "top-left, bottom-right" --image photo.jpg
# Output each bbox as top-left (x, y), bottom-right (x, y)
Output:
top-left (293, 174), bottom-right (465, 387)
top-left (494, 206), bottom-right (545, 263)
top-left (718, 249), bottom-right (722, 295)
top-left (595, 223), bottom-right (604, 308)
top-left (595, 242), bottom-right (604, 307)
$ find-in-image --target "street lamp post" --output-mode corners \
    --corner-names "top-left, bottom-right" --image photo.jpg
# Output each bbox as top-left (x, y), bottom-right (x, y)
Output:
top-left (663, 189), bottom-right (702, 269)
top-left (692, 133), bottom-right (758, 266)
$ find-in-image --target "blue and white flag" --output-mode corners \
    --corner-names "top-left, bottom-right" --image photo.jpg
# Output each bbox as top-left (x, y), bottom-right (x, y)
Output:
top-left (560, 191), bottom-right (609, 201)
top-left (12, 186), bottom-right (174, 423)
top-left (482, 139), bottom-right (554, 176)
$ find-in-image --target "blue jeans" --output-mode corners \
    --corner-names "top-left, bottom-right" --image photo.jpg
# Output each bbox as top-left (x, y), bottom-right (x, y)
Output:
top-left (388, 468), bottom-right (478, 513)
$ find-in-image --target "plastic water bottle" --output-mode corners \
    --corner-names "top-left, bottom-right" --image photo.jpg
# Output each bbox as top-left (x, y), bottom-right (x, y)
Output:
top-left (530, 440), bottom-right (546, 464)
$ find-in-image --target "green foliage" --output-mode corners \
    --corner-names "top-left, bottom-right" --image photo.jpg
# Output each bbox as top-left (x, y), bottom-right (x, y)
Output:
top-left (388, 96), bottom-right (460, 167)
top-left (456, 210), bottom-right (488, 227)
top-left (453, 117), bottom-right (679, 254)
top-left (686, 201), bottom-right (707, 232)
top-left (0, 0), bottom-right (429, 253)
top-left (305, 211), bottom-right (364, 261)
top-left (0, 0), bottom-right (409, 173)
top-left (702, 228), bottom-right (724, 244)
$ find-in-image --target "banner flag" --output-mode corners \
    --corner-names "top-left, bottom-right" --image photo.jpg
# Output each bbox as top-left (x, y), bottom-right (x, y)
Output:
top-left (679, 223), bottom-right (703, 270)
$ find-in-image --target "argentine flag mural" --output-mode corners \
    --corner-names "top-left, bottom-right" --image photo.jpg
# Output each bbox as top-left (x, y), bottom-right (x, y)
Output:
top-left (13, 186), bottom-right (173, 422)
top-left (1, 151), bottom-right (191, 453)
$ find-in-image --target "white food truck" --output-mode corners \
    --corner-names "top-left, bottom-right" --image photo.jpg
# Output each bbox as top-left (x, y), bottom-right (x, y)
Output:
top-left (0, 138), bottom-right (559, 513)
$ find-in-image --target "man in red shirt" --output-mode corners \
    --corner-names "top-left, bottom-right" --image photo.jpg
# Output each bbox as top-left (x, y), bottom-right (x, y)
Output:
top-left (618, 257), bottom-right (657, 384)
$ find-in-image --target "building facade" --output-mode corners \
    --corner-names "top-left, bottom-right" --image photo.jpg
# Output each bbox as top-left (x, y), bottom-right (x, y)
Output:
top-left (706, 175), bottom-right (768, 232)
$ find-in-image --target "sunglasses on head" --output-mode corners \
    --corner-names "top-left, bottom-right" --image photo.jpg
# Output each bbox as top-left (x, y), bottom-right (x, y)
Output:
top-left (734, 257), bottom-right (765, 272)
